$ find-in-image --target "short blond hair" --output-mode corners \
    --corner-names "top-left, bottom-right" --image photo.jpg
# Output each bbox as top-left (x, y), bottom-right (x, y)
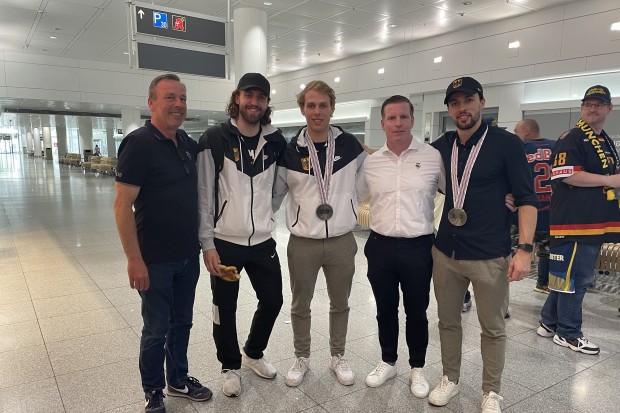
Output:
top-left (296, 80), bottom-right (336, 109)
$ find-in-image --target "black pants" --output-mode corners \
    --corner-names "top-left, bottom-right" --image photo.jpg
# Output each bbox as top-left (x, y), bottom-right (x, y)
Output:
top-left (365, 232), bottom-right (433, 368)
top-left (211, 238), bottom-right (283, 370)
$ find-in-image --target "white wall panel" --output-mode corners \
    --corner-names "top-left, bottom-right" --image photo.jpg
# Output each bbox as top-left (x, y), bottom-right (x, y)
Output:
top-left (5, 62), bottom-right (80, 90)
top-left (533, 58), bottom-right (586, 79)
top-left (585, 52), bottom-right (620, 72)
top-left (560, 9), bottom-right (620, 60)
top-left (78, 69), bottom-right (144, 96)
top-left (472, 22), bottom-right (563, 73)
top-left (79, 92), bottom-right (144, 109)
top-left (563, 0), bottom-right (619, 19)
top-left (410, 41), bottom-right (475, 82)
top-left (7, 87), bottom-right (80, 102)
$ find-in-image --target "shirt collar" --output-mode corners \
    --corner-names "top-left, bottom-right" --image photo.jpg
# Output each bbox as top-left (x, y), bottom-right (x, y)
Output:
top-left (450, 119), bottom-right (488, 148)
top-left (376, 135), bottom-right (423, 156)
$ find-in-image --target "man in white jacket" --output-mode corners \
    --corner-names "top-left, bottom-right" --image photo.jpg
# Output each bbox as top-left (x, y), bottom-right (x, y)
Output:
top-left (273, 80), bottom-right (367, 387)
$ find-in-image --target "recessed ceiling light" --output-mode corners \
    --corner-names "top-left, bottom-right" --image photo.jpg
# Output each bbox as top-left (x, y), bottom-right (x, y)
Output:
top-left (271, 89), bottom-right (276, 95)
top-left (264, 2), bottom-right (272, 5)
top-left (49, 36), bottom-right (57, 39)
top-left (508, 40), bottom-right (520, 49)
top-left (334, 76), bottom-right (340, 83)
top-left (434, 56), bottom-right (443, 63)
top-left (377, 68), bottom-right (385, 74)
top-left (388, 24), bottom-right (397, 28)
top-left (300, 83), bottom-right (305, 89)
top-left (123, 52), bottom-right (129, 55)
top-left (612, 22), bottom-right (620, 31)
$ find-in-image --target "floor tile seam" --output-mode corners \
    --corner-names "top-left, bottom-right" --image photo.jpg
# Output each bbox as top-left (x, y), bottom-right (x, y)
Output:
top-left (41, 320), bottom-right (133, 345)
top-left (43, 325), bottom-right (138, 347)
top-left (49, 351), bottom-right (140, 377)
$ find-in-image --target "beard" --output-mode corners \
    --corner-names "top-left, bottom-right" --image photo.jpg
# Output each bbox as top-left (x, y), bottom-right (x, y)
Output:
top-left (454, 111), bottom-right (481, 131)
top-left (239, 105), bottom-right (265, 125)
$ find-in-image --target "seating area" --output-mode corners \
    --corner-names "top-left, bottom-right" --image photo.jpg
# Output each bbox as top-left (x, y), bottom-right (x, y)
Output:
top-left (59, 153), bottom-right (81, 166)
top-left (59, 153), bottom-right (116, 176)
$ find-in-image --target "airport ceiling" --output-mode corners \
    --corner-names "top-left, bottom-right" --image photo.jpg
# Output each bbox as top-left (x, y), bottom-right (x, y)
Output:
top-left (0, 0), bottom-right (579, 133)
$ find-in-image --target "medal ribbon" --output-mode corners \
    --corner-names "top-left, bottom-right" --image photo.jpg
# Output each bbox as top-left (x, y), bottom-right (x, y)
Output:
top-left (304, 128), bottom-right (335, 205)
top-left (450, 126), bottom-right (488, 210)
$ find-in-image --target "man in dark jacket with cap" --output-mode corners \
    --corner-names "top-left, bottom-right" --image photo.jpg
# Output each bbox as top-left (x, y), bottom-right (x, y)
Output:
top-left (428, 76), bottom-right (537, 413)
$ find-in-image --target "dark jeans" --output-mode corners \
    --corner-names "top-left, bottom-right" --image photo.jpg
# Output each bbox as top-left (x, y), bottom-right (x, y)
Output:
top-left (211, 237), bottom-right (283, 370)
top-left (139, 256), bottom-right (200, 392)
top-left (535, 232), bottom-right (550, 285)
top-left (540, 242), bottom-right (600, 339)
top-left (365, 232), bottom-right (433, 368)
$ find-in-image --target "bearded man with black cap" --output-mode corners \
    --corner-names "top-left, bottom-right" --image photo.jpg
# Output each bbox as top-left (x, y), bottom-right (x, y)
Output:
top-left (428, 76), bottom-right (537, 413)
top-left (537, 85), bottom-right (618, 357)
top-left (197, 73), bottom-right (286, 397)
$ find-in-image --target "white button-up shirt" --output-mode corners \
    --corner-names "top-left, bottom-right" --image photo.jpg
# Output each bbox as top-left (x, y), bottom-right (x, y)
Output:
top-left (360, 138), bottom-right (445, 238)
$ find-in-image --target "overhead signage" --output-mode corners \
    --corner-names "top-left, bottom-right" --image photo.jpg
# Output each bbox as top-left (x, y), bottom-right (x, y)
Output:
top-left (137, 43), bottom-right (226, 78)
top-left (134, 5), bottom-right (225, 47)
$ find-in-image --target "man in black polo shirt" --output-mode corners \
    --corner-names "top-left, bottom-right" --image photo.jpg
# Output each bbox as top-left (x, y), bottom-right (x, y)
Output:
top-left (428, 77), bottom-right (537, 413)
top-left (114, 74), bottom-right (212, 413)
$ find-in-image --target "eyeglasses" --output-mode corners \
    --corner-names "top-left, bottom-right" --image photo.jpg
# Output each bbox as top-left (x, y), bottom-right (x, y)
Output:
top-left (176, 149), bottom-right (190, 175)
top-left (582, 102), bottom-right (609, 110)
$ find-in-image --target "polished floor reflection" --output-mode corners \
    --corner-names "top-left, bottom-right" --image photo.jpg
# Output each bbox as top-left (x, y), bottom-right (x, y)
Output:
top-left (0, 154), bottom-right (619, 413)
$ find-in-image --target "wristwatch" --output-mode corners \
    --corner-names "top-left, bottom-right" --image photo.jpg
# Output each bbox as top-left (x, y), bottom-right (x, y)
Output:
top-left (516, 243), bottom-right (534, 253)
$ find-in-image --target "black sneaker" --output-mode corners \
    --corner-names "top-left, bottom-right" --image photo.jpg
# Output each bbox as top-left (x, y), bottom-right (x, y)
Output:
top-left (144, 390), bottom-right (165, 413)
top-left (553, 335), bottom-right (600, 355)
top-left (167, 376), bottom-right (213, 402)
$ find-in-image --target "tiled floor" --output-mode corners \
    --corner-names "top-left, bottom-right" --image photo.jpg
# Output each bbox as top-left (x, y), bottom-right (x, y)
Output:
top-left (0, 153), bottom-right (619, 413)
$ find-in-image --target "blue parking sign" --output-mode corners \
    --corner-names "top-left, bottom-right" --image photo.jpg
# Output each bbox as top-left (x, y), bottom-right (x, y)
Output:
top-left (153, 12), bottom-right (168, 29)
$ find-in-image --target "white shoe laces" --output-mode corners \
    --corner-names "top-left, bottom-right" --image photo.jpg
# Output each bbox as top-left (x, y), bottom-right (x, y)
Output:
top-left (437, 376), bottom-right (453, 391)
top-left (482, 392), bottom-right (503, 412)
top-left (335, 355), bottom-right (350, 372)
top-left (370, 361), bottom-right (390, 377)
top-left (291, 357), bottom-right (307, 372)
top-left (411, 369), bottom-right (424, 385)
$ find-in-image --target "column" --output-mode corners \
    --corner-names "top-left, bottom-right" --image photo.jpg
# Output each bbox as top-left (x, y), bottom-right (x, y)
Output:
top-left (105, 118), bottom-right (116, 157)
top-left (121, 108), bottom-right (141, 138)
top-left (78, 117), bottom-right (93, 161)
top-left (365, 106), bottom-right (385, 148)
top-left (233, 8), bottom-right (267, 80)
top-left (19, 126), bottom-right (28, 154)
top-left (42, 126), bottom-right (52, 160)
top-left (56, 124), bottom-right (68, 156)
top-left (33, 127), bottom-right (42, 157)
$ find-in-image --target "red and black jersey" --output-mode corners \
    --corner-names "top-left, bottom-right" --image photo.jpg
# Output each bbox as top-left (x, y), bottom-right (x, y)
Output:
top-left (549, 119), bottom-right (620, 245)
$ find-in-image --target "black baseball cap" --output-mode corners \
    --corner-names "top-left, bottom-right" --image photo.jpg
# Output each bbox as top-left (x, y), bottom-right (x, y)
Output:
top-left (444, 76), bottom-right (484, 104)
top-left (237, 72), bottom-right (270, 96)
top-left (582, 85), bottom-right (611, 104)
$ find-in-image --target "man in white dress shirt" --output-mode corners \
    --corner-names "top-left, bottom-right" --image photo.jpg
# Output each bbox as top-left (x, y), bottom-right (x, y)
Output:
top-left (359, 95), bottom-right (444, 398)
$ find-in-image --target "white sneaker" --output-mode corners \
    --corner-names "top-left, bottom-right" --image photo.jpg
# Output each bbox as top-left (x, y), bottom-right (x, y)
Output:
top-left (410, 367), bottom-right (429, 398)
top-left (365, 361), bottom-right (397, 388)
top-left (428, 375), bottom-right (459, 406)
top-left (241, 351), bottom-right (277, 378)
top-left (481, 391), bottom-right (503, 413)
top-left (222, 369), bottom-right (241, 397)
top-left (285, 357), bottom-right (310, 387)
top-left (329, 354), bottom-right (355, 386)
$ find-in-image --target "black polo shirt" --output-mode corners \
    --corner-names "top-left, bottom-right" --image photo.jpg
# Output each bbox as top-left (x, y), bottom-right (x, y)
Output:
top-left (431, 121), bottom-right (537, 260)
top-left (116, 121), bottom-right (200, 263)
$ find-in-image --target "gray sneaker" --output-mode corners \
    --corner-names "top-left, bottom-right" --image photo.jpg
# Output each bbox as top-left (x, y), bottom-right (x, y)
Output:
top-left (222, 369), bottom-right (242, 397)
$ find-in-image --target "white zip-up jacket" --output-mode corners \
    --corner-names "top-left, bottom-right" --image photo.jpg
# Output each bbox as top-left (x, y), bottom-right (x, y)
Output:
top-left (197, 119), bottom-right (286, 250)
top-left (273, 125), bottom-right (367, 239)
